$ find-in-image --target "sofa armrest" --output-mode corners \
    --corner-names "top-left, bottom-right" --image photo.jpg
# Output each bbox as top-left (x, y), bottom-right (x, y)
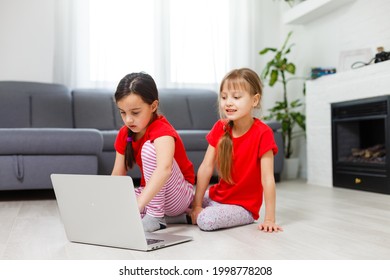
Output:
top-left (263, 120), bottom-right (282, 131)
top-left (263, 120), bottom-right (284, 178)
top-left (0, 128), bottom-right (103, 155)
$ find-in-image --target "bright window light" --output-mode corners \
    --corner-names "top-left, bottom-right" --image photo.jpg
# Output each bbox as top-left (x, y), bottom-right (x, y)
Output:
top-left (88, 0), bottom-right (229, 87)
top-left (89, 0), bottom-right (155, 83)
top-left (169, 0), bottom-right (229, 84)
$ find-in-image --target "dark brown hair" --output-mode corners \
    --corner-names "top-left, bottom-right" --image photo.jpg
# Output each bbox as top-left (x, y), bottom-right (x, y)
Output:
top-left (114, 72), bottom-right (159, 170)
top-left (217, 68), bottom-right (263, 184)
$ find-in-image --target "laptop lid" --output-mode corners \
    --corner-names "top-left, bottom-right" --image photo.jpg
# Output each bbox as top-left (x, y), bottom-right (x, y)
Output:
top-left (50, 174), bottom-right (192, 251)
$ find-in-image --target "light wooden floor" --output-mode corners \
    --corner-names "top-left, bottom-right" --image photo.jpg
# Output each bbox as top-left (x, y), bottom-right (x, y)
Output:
top-left (1, 179), bottom-right (390, 260)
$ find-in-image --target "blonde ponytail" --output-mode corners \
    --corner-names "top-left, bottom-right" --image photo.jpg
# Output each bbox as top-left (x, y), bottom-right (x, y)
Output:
top-left (217, 121), bottom-right (234, 185)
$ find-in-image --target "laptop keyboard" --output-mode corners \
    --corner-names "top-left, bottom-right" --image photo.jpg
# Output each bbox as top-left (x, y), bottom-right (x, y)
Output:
top-left (147, 238), bottom-right (164, 245)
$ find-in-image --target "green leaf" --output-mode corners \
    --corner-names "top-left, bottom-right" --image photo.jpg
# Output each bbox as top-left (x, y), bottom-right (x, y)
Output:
top-left (275, 51), bottom-right (282, 62)
top-left (285, 63), bottom-right (296, 74)
top-left (290, 99), bottom-right (302, 108)
top-left (261, 61), bottom-right (274, 79)
top-left (274, 101), bottom-right (287, 109)
top-left (259, 47), bottom-right (277, 55)
top-left (269, 70), bottom-right (278, 86)
top-left (276, 58), bottom-right (287, 69)
top-left (291, 113), bottom-right (306, 131)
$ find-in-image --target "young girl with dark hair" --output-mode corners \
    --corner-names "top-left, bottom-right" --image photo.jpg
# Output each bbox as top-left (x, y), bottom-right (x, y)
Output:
top-left (112, 72), bottom-right (194, 232)
top-left (190, 68), bottom-right (283, 232)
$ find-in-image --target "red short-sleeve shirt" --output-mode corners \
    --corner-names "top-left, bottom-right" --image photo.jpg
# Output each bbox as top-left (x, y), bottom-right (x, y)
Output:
top-left (114, 115), bottom-right (195, 186)
top-left (207, 118), bottom-right (278, 220)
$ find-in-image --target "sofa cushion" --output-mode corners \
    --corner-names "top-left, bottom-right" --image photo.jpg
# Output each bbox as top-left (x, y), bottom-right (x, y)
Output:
top-left (0, 94), bottom-right (30, 127)
top-left (0, 155), bottom-right (98, 190)
top-left (158, 88), bottom-right (219, 130)
top-left (0, 128), bottom-right (103, 155)
top-left (179, 130), bottom-right (209, 150)
top-left (0, 81), bottom-right (73, 128)
top-left (187, 90), bottom-right (219, 129)
top-left (72, 89), bottom-right (122, 130)
top-left (32, 94), bottom-right (73, 128)
top-left (100, 130), bottom-right (119, 150)
top-left (264, 120), bottom-right (282, 131)
top-left (159, 89), bottom-right (193, 129)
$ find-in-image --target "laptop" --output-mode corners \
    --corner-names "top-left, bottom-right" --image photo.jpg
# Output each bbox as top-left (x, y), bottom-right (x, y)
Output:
top-left (50, 174), bottom-right (193, 251)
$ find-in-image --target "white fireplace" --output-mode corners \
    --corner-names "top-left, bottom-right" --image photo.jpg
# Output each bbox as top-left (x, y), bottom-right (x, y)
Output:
top-left (306, 60), bottom-right (390, 187)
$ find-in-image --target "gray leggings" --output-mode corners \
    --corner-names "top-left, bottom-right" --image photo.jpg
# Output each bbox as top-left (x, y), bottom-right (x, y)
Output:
top-left (197, 191), bottom-right (254, 231)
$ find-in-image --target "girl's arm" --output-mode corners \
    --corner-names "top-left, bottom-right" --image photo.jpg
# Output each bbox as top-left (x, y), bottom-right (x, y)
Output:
top-left (190, 144), bottom-right (216, 224)
top-left (111, 152), bottom-right (128, 176)
top-left (136, 136), bottom-right (175, 212)
top-left (258, 150), bottom-right (283, 233)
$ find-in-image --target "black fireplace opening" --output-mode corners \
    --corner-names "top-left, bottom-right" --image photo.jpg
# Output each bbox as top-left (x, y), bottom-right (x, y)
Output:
top-left (331, 95), bottom-right (390, 194)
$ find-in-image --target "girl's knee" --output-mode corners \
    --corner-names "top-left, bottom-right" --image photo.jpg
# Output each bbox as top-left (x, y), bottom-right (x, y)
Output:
top-left (196, 205), bottom-right (254, 231)
top-left (197, 209), bottom-right (219, 231)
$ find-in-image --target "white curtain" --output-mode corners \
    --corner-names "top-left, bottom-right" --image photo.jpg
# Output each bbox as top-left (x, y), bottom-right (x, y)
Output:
top-left (53, 0), bottom-right (90, 88)
top-left (53, 0), bottom-right (259, 90)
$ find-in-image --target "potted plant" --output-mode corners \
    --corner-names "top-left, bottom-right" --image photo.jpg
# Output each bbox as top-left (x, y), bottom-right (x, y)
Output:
top-left (259, 31), bottom-right (306, 178)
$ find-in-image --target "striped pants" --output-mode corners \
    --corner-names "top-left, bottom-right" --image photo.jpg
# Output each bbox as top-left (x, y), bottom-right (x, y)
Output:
top-left (135, 140), bottom-right (194, 218)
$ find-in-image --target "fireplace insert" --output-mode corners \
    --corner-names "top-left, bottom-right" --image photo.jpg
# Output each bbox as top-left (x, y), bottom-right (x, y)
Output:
top-left (331, 95), bottom-right (390, 194)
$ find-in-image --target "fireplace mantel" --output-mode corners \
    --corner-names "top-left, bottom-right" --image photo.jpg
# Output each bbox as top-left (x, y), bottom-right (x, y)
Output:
top-left (305, 60), bottom-right (390, 187)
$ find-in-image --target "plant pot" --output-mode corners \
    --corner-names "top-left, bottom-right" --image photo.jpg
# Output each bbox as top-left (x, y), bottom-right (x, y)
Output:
top-left (282, 157), bottom-right (300, 180)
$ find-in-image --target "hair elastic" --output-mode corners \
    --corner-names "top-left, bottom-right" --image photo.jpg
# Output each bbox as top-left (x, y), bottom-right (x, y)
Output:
top-left (127, 137), bottom-right (133, 143)
top-left (223, 120), bottom-right (233, 132)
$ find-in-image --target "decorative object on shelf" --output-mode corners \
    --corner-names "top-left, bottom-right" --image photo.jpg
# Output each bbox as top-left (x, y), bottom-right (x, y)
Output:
top-left (374, 47), bottom-right (390, 63)
top-left (259, 31), bottom-right (306, 160)
top-left (311, 67), bottom-right (336, 79)
top-left (338, 48), bottom-right (373, 71)
top-left (348, 47), bottom-right (390, 70)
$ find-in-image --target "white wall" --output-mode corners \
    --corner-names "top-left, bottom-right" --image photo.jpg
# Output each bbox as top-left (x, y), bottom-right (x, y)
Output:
top-left (291, 0), bottom-right (390, 74)
top-left (0, 0), bottom-right (55, 82)
top-left (270, 0), bottom-right (390, 178)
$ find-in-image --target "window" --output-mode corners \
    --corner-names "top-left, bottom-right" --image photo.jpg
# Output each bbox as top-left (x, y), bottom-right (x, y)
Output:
top-left (169, 0), bottom-right (229, 85)
top-left (54, 0), bottom-right (257, 89)
top-left (89, 0), bottom-right (155, 84)
top-left (88, 0), bottom-right (229, 88)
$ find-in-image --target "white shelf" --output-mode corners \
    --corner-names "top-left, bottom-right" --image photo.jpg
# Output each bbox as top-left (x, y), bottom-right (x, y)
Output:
top-left (283, 0), bottom-right (356, 25)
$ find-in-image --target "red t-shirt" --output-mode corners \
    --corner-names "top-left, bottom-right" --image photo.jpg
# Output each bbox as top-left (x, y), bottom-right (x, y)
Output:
top-left (207, 118), bottom-right (278, 220)
top-left (114, 115), bottom-right (195, 186)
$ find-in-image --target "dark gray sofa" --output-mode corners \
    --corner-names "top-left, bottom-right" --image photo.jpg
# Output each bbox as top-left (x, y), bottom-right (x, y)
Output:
top-left (0, 82), bottom-right (102, 191)
top-left (0, 81), bottom-right (284, 191)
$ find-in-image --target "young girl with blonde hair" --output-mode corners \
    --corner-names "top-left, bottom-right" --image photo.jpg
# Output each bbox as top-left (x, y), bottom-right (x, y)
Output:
top-left (190, 68), bottom-right (283, 232)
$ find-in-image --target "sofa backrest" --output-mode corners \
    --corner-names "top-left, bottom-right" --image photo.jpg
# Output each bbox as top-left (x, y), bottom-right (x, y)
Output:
top-left (158, 88), bottom-right (219, 130)
top-left (0, 81), bottom-right (73, 128)
top-left (72, 88), bottom-right (219, 131)
top-left (72, 89), bottom-right (122, 130)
